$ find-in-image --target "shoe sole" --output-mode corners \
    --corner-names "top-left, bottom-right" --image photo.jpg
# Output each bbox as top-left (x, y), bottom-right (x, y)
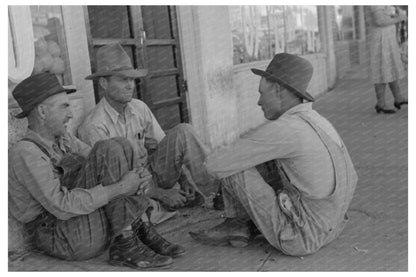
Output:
top-left (189, 232), bottom-right (249, 248)
top-left (109, 258), bottom-right (173, 269)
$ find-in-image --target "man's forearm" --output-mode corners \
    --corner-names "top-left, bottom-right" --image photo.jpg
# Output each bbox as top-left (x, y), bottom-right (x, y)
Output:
top-left (102, 181), bottom-right (125, 201)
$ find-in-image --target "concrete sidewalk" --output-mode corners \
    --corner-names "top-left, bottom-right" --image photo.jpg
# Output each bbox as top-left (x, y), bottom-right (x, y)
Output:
top-left (9, 65), bottom-right (408, 271)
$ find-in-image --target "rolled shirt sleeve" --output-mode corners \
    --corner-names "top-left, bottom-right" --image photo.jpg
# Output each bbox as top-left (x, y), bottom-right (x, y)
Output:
top-left (10, 146), bottom-right (109, 221)
top-left (143, 105), bottom-right (165, 152)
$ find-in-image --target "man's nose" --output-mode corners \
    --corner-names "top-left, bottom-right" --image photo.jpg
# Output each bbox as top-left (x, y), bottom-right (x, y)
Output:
top-left (67, 109), bottom-right (73, 119)
top-left (127, 79), bottom-right (135, 89)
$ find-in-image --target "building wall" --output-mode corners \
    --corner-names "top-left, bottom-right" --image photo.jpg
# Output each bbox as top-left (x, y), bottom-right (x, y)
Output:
top-left (179, 6), bottom-right (333, 148)
top-left (178, 6), bottom-right (239, 149)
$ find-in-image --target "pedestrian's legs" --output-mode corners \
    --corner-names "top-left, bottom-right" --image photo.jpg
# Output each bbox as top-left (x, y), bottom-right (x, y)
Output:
top-left (150, 123), bottom-right (212, 190)
top-left (374, 83), bottom-right (387, 107)
top-left (388, 80), bottom-right (406, 103)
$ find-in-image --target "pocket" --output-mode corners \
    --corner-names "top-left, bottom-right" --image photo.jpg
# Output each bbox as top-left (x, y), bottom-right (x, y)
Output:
top-left (278, 223), bottom-right (309, 256)
top-left (278, 191), bottom-right (305, 227)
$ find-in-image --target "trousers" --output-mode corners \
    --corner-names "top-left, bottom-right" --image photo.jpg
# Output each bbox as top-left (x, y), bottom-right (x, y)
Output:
top-left (149, 123), bottom-right (214, 195)
top-left (27, 138), bottom-right (150, 261)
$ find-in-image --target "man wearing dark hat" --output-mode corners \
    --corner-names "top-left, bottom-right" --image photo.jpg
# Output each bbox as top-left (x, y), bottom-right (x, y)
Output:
top-left (78, 43), bottom-right (213, 212)
top-left (9, 72), bottom-right (186, 268)
top-left (190, 53), bottom-right (358, 256)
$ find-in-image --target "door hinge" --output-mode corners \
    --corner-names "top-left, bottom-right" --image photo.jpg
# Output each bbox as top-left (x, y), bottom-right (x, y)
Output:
top-left (182, 79), bottom-right (188, 92)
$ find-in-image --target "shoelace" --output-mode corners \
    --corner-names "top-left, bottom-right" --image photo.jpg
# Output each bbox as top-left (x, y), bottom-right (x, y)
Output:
top-left (139, 223), bottom-right (171, 247)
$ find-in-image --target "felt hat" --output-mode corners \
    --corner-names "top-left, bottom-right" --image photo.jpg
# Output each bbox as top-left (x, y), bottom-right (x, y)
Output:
top-left (12, 72), bottom-right (76, 118)
top-left (251, 53), bottom-right (314, 102)
top-left (85, 43), bottom-right (148, 80)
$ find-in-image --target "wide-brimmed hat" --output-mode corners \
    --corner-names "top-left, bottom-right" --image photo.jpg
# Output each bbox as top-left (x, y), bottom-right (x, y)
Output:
top-left (12, 73), bottom-right (76, 118)
top-left (251, 53), bottom-right (314, 102)
top-left (85, 43), bottom-right (148, 80)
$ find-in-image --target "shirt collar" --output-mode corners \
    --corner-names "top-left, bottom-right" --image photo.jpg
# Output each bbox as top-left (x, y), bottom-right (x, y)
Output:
top-left (283, 102), bottom-right (313, 116)
top-left (102, 97), bottom-right (135, 124)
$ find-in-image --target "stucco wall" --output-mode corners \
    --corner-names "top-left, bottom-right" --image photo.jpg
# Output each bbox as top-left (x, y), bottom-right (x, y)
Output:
top-left (180, 6), bottom-right (333, 149)
top-left (178, 6), bottom-right (238, 149)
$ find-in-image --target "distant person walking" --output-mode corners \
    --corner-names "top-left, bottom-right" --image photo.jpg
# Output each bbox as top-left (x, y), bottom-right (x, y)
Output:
top-left (368, 6), bottom-right (407, 114)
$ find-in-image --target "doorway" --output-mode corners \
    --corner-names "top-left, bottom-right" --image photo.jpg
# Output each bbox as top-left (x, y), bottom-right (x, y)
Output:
top-left (84, 5), bottom-right (189, 130)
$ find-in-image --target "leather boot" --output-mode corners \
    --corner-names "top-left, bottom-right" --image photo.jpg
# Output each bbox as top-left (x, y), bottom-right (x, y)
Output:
top-left (133, 220), bottom-right (186, 257)
top-left (189, 218), bottom-right (252, 247)
top-left (109, 234), bottom-right (173, 269)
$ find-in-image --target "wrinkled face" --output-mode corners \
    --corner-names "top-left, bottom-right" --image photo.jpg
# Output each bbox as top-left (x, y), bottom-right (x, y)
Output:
top-left (257, 78), bottom-right (283, 120)
top-left (104, 75), bottom-right (135, 104)
top-left (40, 92), bottom-right (73, 137)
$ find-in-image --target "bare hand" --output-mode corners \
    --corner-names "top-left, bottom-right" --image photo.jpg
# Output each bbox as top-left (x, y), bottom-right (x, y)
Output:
top-left (119, 170), bottom-right (152, 196)
top-left (157, 188), bottom-right (188, 208)
top-left (181, 181), bottom-right (196, 201)
top-left (179, 167), bottom-right (197, 201)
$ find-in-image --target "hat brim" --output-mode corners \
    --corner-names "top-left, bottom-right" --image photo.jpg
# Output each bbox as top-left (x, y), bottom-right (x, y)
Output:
top-left (251, 68), bottom-right (314, 102)
top-left (85, 69), bottom-right (148, 80)
top-left (15, 88), bottom-right (76, 119)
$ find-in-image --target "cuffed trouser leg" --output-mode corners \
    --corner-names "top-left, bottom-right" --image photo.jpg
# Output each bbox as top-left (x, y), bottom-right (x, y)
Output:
top-left (149, 123), bottom-right (214, 193)
top-left (221, 167), bottom-right (289, 250)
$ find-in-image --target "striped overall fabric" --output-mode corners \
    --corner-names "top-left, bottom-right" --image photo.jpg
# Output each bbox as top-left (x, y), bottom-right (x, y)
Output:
top-left (221, 114), bottom-right (357, 256)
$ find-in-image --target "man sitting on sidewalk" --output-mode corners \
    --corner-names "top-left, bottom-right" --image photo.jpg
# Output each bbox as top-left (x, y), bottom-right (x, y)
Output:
top-left (78, 43), bottom-right (213, 212)
top-left (190, 53), bottom-right (358, 256)
top-left (9, 73), bottom-right (185, 269)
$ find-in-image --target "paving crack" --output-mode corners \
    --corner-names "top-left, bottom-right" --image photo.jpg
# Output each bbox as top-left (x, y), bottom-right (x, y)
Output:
top-left (256, 251), bottom-right (272, 271)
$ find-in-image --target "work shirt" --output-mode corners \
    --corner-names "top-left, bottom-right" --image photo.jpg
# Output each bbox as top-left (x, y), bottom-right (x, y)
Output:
top-left (78, 97), bottom-right (165, 165)
top-left (207, 103), bottom-right (343, 198)
top-left (9, 129), bottom-right (109, 223)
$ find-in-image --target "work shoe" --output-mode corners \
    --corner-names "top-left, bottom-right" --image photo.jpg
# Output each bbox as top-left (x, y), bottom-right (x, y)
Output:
top-left (189, 218), bottom-right (252, 247)
top-left (184, 190), bottom-right (205, 207)
top-left (109, 235), bottom-right (173, 269)
top-left (133, 220), bottom-right (186, 258)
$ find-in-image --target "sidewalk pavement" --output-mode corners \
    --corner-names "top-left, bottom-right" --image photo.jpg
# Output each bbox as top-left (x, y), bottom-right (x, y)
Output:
top-left (9, 65), bottom-right (408, 271)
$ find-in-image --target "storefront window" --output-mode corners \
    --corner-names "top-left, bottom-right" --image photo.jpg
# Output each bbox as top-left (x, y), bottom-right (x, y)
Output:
top-left (334, 6), bottom-right (356, 41)
top-left (30, 6), bottom-right (71, 85)
top-left (230, 5), bottom-right (321, 65)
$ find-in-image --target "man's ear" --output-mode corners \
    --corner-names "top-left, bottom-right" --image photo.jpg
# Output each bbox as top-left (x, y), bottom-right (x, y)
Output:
top-left (36, 104), bottom-right (47, 120)
top-left (273, 82), bottom-right (282, 98)
top-left (98, 77), bottom-right (108, 90)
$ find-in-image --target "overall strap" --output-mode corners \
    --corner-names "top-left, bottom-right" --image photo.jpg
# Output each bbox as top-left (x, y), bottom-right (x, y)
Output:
top-left (20, 138), bottom-right (51, 159)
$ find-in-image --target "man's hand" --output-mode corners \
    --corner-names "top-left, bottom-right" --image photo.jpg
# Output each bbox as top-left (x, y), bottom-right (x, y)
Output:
top-left (158, 188), bottom-right (188, 208)
top-left (180, 179), bottom-right (196, 201)
top-left (119, 169), bottom-right (152, 196)
top-left (179, 166), bottom-right (197, 201)
top-left (146, 186), bottom-right (188, 209)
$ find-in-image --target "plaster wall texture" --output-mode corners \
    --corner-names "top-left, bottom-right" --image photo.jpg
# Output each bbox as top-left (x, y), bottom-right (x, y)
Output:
top-left (192, 6), bottom-right (239, 149)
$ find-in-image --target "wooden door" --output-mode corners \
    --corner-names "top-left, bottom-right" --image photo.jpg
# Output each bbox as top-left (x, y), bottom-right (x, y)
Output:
top-left (84, 5), bottom-right (188, 130)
